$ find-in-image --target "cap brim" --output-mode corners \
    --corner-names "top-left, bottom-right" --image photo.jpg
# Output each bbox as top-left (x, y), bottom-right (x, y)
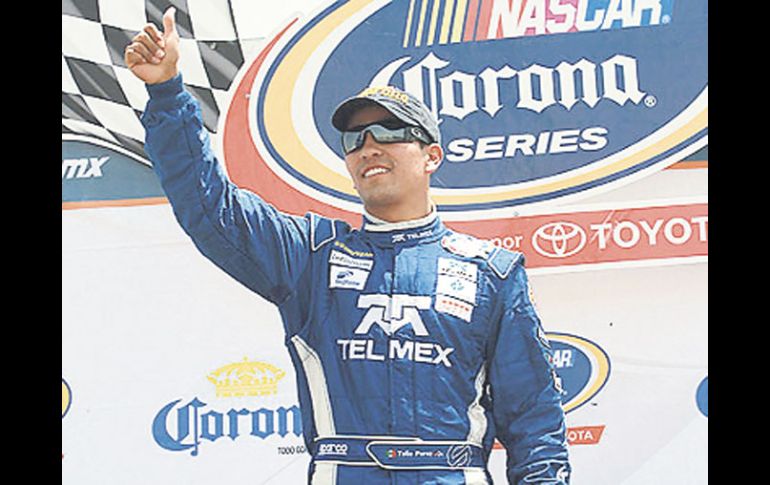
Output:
top-left (331, 97), bottom-right (417, 132)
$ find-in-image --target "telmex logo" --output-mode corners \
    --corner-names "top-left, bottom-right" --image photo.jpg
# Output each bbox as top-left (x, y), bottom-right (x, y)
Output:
top-left (547, 332), bottom-right (610, 413)
top-left (62, 378), bottom-right (72, 418)
top-left (61, 156), bottom-right (109, 180)
top-left (355, 294), bottom-right (431, 336)
top-left (223, 0), bottom-right (706, 216)
top-left (153, 359), bottom-right (300, 456)
top-left (338, 294), bottom-right (455, 367)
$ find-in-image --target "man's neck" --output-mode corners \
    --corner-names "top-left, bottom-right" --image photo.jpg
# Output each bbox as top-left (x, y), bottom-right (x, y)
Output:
top-left (364, 202), bottom-right (434, 224)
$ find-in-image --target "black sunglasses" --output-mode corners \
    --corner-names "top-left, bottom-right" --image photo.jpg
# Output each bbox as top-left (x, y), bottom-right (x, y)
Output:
top-left (341, 121), bottom-right (432, 155)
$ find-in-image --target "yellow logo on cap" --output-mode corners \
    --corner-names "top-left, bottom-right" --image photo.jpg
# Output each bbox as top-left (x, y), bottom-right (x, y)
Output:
top-left (207, 358), bottom-right (286, 397)
top-left (359, 86), bottom-right (409, 104)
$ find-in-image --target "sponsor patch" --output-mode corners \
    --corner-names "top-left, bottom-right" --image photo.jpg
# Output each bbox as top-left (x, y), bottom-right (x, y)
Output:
top-left (436, 274), bottom-right (477, 305)
top-left (330, 265), bottom-right (369, 290)
top-left (437, 257), bottom-right (478, 283)
top-left (329, 249), bottom-right (374, 271)
top-left (333, 241), bottom-right (373, 258)
top-left (318, 443), bottom-right (349, 456)
top-left (392, 228), bottom-right (434, 244)
top-left (435, 294), bottom-right (474, 323)
top-left (441, 234), bottom-right (494, 259)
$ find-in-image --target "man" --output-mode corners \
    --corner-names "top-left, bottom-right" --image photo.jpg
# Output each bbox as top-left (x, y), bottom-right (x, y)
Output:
top-left (126, 7), bottom-right (571, 484)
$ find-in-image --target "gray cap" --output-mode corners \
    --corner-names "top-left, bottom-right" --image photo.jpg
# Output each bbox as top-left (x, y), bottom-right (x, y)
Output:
top-left (331, 86), bottom-right (441, 145)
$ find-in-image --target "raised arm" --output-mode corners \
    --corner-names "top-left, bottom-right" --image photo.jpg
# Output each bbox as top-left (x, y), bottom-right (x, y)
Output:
top-left (125, 8), bottom-right (316, 310)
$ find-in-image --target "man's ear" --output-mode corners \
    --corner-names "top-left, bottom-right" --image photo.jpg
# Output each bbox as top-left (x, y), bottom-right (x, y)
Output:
top-left (424, 143), bottom-right (443, 174)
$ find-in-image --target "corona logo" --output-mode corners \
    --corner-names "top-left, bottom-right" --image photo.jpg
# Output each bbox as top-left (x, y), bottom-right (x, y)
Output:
top-left (153, 358), bottom-right (299, 456)
top-left (152, 399), bottom-right (302, 456)
top-left (222, 0), bottom-right (706, 218)
top-left (207, 357), bottom-right (286, 397)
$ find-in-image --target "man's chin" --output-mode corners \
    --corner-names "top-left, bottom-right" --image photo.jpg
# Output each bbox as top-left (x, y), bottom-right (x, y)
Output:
top-left (358, 188), bottom-right (394, 205)
top-left (358, 193), bottom-right (401, 215)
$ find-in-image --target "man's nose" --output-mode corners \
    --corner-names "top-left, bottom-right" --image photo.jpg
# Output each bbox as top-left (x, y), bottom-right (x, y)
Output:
top-left (358, 132), bottom-right (383, 158)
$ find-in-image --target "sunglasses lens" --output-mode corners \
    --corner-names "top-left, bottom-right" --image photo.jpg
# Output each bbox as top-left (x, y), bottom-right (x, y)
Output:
top-left (369, 125), bottom-right (403, 143)
top-left (342, 131), bottom-right (363, 154)
top-left (341, 123), bottom-right (420, 154)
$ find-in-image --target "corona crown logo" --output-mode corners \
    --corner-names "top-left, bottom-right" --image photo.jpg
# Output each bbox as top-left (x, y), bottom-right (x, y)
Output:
top-left (207, 358), bottom-right (286, 397)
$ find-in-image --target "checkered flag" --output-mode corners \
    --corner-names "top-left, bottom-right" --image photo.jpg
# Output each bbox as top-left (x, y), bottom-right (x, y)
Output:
top-left (62, 0), bottom-right (249, 161)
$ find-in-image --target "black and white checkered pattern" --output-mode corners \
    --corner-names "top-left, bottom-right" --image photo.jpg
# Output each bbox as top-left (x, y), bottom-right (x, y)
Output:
top-left (62, 0), bottom-right (248, 160)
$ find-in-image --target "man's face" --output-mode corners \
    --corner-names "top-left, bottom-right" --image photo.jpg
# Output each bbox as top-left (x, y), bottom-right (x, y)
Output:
top-left (343, 104), bottom-right (440, 214)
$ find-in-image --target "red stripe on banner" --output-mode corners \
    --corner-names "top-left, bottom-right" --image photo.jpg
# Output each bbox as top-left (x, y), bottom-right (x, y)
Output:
top-left (463, 0), bottom-right (481, 41)
top-left (665, 161), bottom-right (708, 169)
top-left (475, 0), bottom-right (494, 40)
top-left (446, 202), bottom-right (708, 269)
top-left (62, 197), bottom-right (169, 210)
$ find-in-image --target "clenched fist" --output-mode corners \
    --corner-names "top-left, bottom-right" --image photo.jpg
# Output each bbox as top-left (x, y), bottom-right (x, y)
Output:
top-left (124, 7), bottom-right (180, 85)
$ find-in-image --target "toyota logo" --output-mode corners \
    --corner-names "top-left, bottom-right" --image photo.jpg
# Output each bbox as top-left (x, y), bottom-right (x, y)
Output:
top-left (532, 222), bottom-right (587, 258)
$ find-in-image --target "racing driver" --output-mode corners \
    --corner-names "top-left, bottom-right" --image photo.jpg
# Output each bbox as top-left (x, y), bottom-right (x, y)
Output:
top-left (125, 7), bottom-right (571, 485)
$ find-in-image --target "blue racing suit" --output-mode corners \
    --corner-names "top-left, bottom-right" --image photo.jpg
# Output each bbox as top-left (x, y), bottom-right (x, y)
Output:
top-left (141, 74), bottom-right (571, 484)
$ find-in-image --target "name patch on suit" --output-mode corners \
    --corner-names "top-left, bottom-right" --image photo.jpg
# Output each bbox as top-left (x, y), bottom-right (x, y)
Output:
top-left (441, 234), bottom-right (494, 259)
top-left (438, 257), bottom-right (478, 282)
top-left (330, 265), bottom-right (369, 290)
top-left (329, 249), bottom-right (374, 271)
top-left (435, 294), bottom-right (474, 322)
top-left (435, 258), bottom-right (478, 321)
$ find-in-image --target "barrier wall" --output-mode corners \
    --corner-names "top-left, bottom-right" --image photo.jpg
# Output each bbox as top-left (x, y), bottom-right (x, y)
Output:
top-left (62, 1), bottom-right (707, 483)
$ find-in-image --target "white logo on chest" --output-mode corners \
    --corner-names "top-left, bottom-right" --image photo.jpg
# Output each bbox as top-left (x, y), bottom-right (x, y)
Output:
top-left (354, 294), bottom-right (432, 336)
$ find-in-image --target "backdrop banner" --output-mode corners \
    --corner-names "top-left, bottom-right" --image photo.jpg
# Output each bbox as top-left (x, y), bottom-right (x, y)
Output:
top-left (62, 1), bottom-right (707, 483)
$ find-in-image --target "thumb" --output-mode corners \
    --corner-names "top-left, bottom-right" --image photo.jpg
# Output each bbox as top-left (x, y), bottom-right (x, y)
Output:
top-left (162, 7), bottom-right (177, 37)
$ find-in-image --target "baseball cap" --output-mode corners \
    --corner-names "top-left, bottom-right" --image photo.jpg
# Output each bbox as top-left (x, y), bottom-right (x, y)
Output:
top-left (331, 86), bottom-right (441, 145)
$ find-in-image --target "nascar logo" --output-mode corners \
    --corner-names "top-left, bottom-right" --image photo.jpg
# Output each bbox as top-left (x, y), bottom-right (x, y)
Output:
top-left (401, 0), bottom-right (674, 47)
top-left (222, 0), bottom-right (706, 219)
top-left (547, 332), bottom-right (611, 413)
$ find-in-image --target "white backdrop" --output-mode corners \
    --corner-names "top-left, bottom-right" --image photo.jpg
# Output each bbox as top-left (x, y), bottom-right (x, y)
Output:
top-left (62, 168), bottom-right (707, 484)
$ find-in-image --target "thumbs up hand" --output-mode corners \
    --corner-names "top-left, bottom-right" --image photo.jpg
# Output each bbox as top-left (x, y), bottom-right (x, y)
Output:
top-left (124, 7), bottom-right (180, 85)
